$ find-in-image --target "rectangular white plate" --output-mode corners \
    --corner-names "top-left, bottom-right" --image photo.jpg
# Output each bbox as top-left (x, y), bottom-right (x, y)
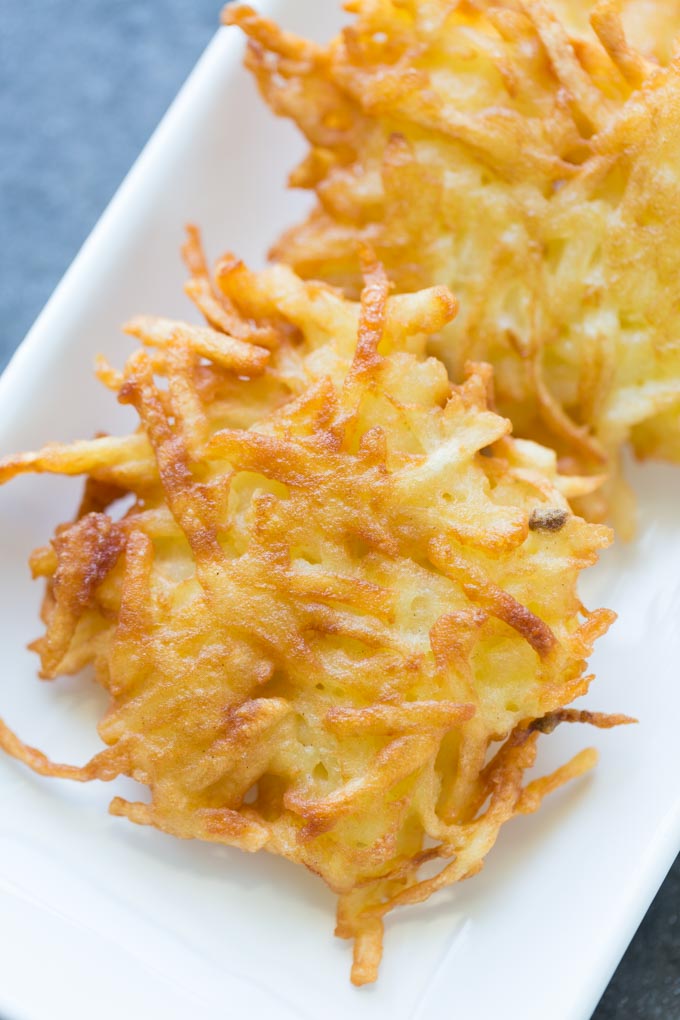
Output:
top-left (1, 4), bottom-right (678, 1019)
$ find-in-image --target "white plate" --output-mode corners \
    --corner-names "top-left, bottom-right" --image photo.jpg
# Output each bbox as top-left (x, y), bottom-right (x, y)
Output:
top-left (0, 4), bottom-right (678, 1019)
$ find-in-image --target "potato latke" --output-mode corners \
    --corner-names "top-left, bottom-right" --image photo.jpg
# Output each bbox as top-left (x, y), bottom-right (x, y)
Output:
top-left (0, 236), bottom-right (623, 983)
top-left (229, 0), bottom-right (680, 532)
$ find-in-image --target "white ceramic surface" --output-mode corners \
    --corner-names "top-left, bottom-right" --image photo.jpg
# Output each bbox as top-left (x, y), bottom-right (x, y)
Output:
top-left (0, 4), bottom-right (678, 1019)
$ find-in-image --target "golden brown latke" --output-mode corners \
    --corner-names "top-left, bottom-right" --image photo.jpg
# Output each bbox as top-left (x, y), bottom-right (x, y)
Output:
top-left (228, 0), bottom-right (680, 532)
top-left (0, 237), bottom-right (624, 984)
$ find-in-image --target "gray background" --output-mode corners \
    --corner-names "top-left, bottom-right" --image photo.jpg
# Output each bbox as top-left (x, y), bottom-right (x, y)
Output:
top-left (0, 1), bottom-right (677, 1016)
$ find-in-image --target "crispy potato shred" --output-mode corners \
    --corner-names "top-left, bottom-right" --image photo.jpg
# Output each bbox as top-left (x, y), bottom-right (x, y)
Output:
top-left (227, 0), bottom-right (680, 534)
top-left (0, 228), bottom-right (630, 983)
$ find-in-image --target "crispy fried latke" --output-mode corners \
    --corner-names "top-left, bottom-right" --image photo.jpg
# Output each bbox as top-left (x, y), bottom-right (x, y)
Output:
top-left (227, 0), bottom-right (680, 534)
top-left (0, 235), bottom-right (625, 984)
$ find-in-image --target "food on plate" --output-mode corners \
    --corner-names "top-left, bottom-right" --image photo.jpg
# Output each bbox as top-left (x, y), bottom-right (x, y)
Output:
top-left (0, 233), bottom-right (626, 983)
top-left (228, 0), bottom-right (680, 533)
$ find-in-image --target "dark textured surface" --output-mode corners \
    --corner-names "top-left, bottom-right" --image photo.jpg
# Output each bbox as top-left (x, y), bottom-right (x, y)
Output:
top-left (0, 2), bottom-right (678, 1017)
